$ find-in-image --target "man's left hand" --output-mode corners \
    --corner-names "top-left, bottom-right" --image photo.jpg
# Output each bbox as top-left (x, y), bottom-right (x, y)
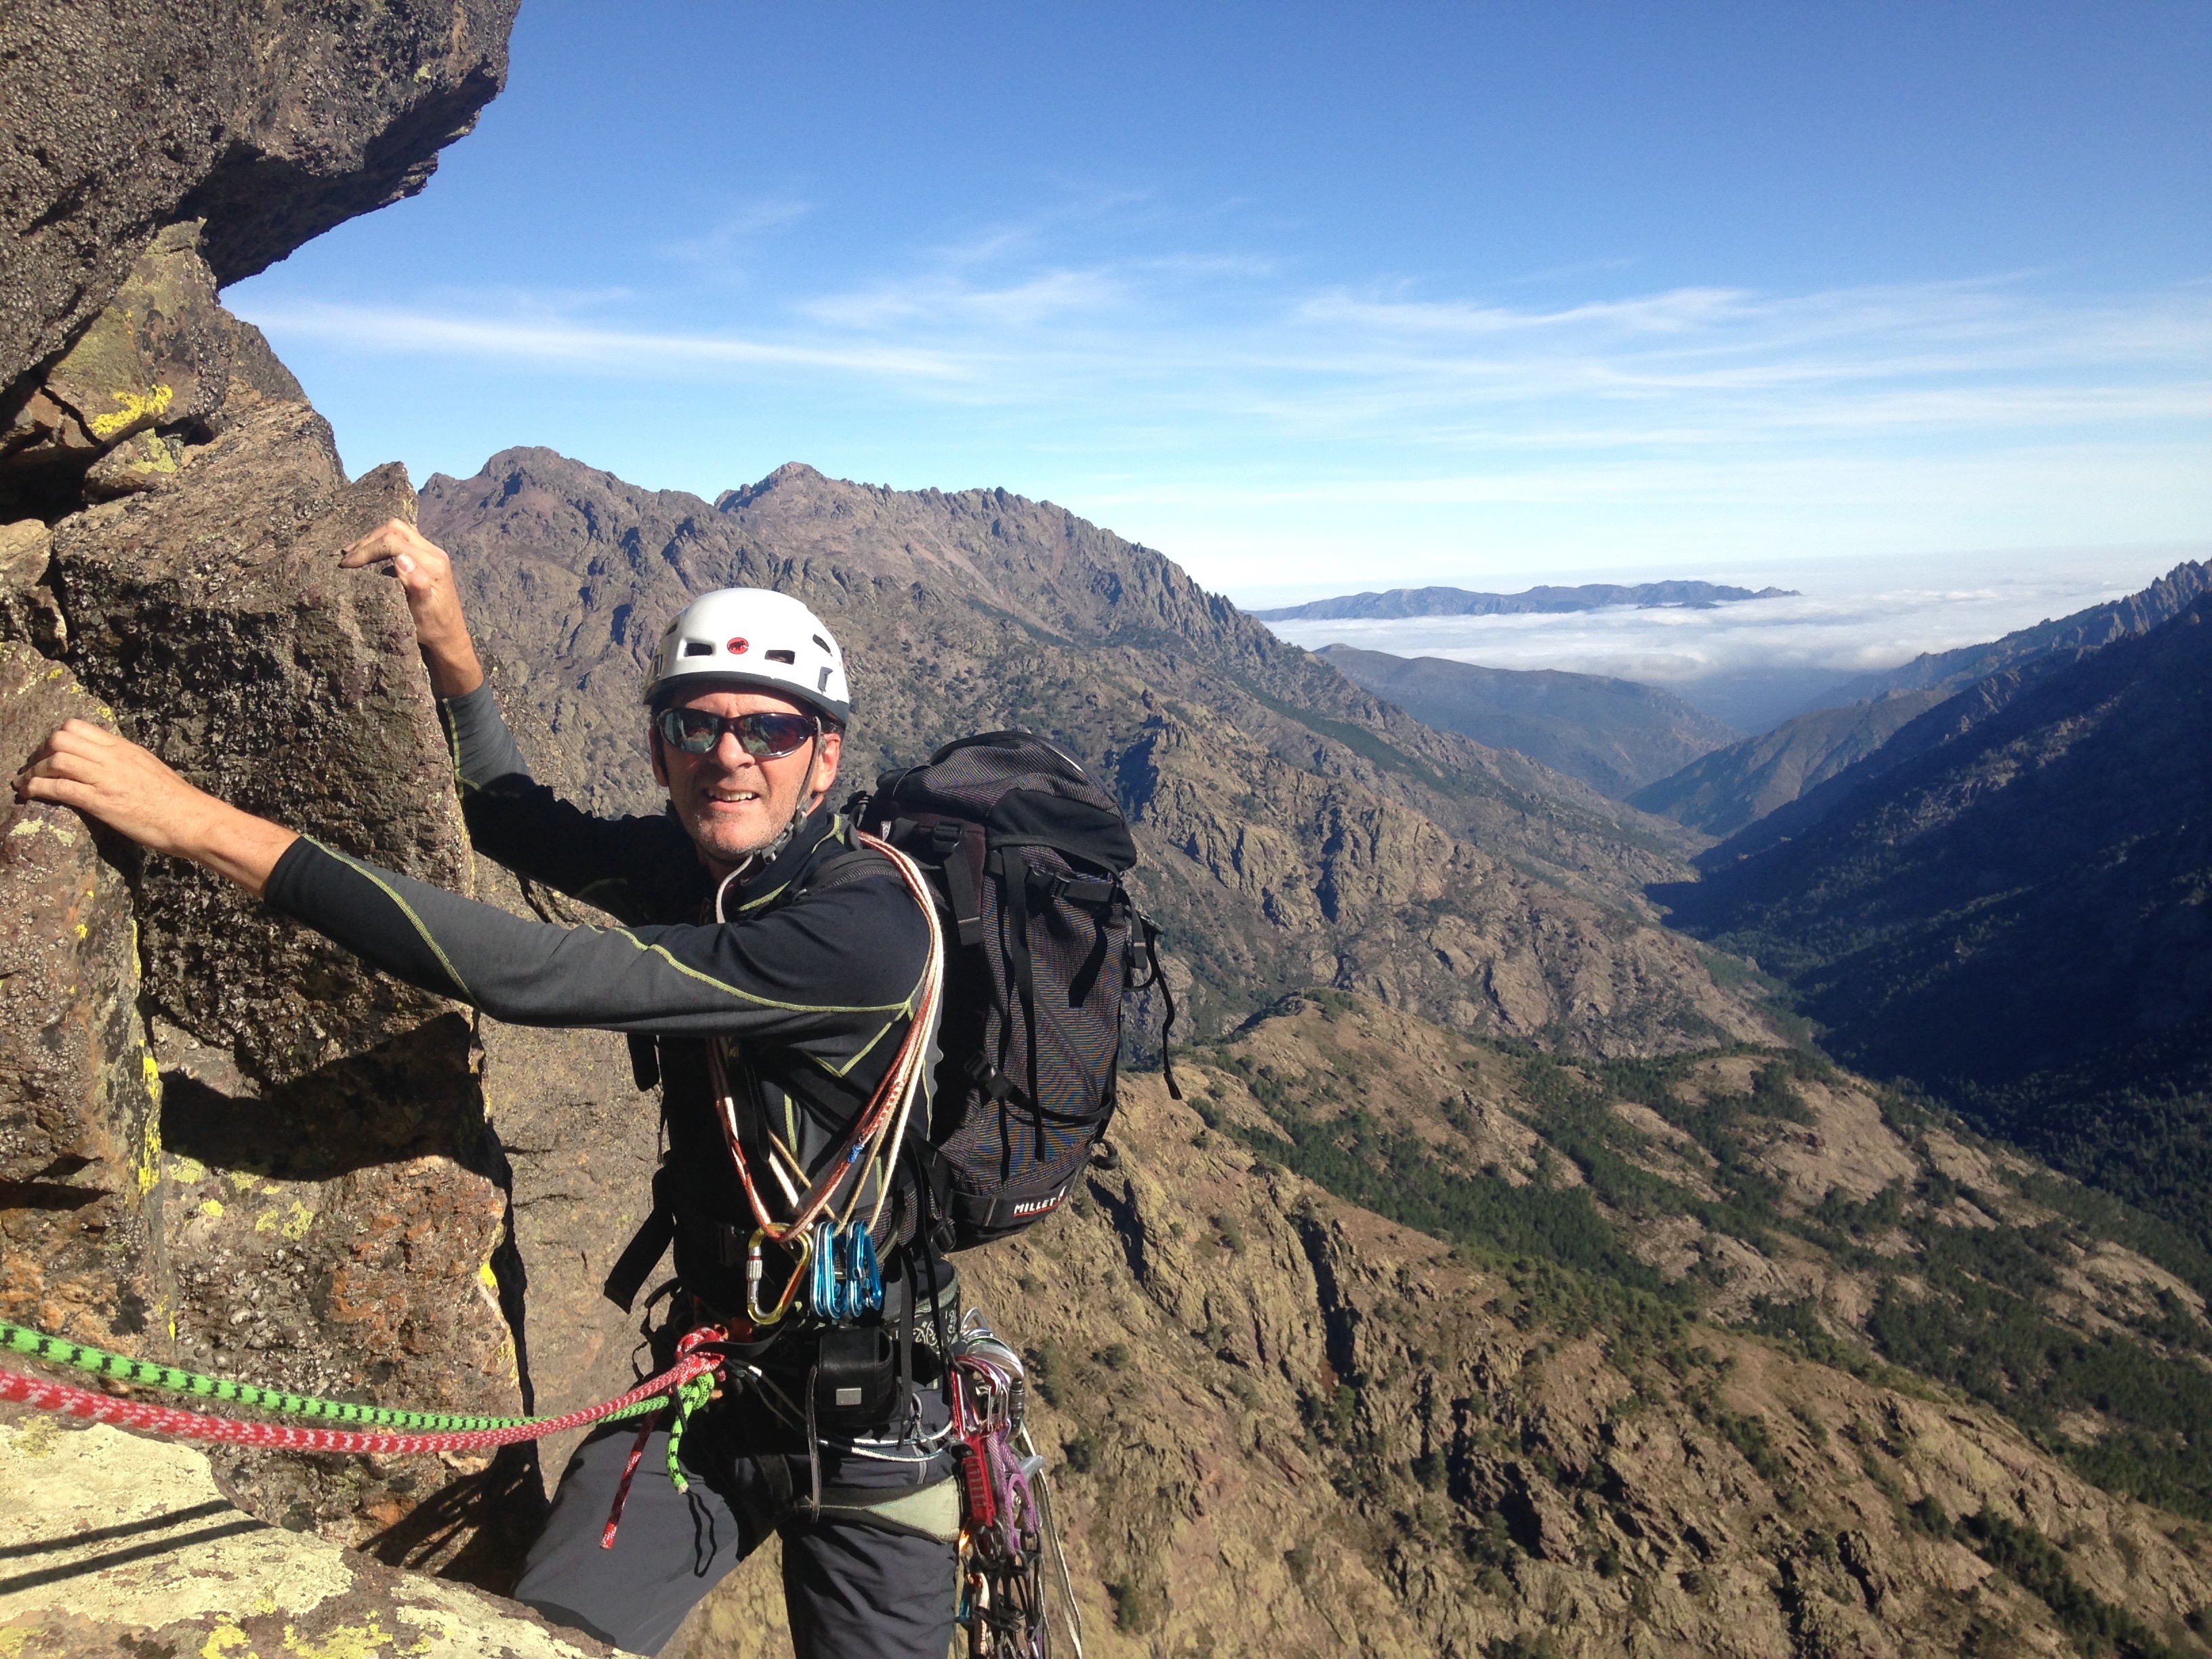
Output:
top-left (14, 719), bottom-right (297, 895)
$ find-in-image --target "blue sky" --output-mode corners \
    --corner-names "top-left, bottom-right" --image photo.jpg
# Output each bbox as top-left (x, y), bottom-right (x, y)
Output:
top-left (230, 1), bottom-right (2211, 607)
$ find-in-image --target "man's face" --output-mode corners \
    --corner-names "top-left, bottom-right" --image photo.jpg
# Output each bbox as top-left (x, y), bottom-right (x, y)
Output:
top-left (650, 686), bottom-right (842, 874)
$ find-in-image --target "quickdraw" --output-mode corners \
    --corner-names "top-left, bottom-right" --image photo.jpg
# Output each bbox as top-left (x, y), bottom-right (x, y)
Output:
top-left (713, 829), bottom-right (947, 1325)
top-left (949, 1312), bottom-right (1084, 1659)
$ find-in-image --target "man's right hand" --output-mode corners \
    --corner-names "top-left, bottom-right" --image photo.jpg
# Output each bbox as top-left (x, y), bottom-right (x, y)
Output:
top-left (340, 518), bottom-right (487, 697)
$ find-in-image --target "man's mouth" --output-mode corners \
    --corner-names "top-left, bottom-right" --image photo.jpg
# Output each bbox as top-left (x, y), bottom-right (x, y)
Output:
top-left (703, 789), bottom-right (762, 805)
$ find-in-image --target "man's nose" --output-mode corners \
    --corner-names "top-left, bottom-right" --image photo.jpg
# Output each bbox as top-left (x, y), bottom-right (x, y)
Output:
top-left (710, 731), bottom-right (758, 767)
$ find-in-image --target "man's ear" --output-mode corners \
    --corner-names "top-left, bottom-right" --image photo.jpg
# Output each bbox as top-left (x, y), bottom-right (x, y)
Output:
top-left (809, 726), bottom-right (843, 804)
top-left (648, 719), bottom-right (670, 789)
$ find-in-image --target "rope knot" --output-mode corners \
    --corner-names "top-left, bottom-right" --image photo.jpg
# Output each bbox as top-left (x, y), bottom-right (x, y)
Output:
top-left (663, 1324), bottom-right (730, 1494)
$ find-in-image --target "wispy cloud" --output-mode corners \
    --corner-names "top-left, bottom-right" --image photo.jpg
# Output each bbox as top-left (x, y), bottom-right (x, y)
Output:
top-left (655, 197), bottom-right (813, 264)
top-left (241, 300), bottom-right (962, 380)
top-left (234, 203), bottom-right (2211, 592)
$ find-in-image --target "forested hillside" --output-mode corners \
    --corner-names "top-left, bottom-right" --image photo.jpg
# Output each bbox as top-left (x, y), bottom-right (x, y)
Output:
top-left (1662, 598), bottom-right (2212, 1254)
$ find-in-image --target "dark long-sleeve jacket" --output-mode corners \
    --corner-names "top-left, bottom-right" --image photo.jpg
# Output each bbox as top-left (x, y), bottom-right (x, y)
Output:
top-left (263, 684), bottom-right (933, 1311)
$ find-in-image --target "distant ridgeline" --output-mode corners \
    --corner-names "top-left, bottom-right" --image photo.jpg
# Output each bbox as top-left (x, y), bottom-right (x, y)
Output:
top-left (1632, 559), bottom-right (2212, 836)
top-left (1252, 579), bottom-right (1797, 621)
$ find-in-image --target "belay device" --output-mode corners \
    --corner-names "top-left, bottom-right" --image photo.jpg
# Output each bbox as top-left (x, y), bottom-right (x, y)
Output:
top-left (856, 729), bottom-right (1178, 1252)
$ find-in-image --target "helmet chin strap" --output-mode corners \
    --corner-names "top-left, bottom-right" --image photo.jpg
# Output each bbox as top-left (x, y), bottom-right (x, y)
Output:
top-left (716, 722), bottom-right (825, 886)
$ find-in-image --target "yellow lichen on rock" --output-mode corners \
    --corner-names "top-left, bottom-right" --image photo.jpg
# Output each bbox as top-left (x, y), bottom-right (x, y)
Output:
top-left (0, 1420), bottom-right (608, 1656)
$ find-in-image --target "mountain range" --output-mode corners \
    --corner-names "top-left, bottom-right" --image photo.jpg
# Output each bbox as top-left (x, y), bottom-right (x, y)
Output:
top-left (1631, 559), bottom-right (2212, 836)
top-left (1252, 579), bottom-right (1797, 621)
top-left (1315, 643), bottom-right (1742, 799)
top-left (419, 455), bottom-right (1765, 1058)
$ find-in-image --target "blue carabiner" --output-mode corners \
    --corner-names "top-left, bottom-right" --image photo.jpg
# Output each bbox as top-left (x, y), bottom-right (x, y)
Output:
top-left (807, 1218), bottom-right (839, 1321)
top-left (844, 1223), bottom-right (883, 1317)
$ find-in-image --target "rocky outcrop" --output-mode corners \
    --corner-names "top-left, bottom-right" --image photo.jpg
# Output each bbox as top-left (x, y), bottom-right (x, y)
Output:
top-left (0, 224), bottom-right (531, 1549)
top-left (1, 57), bottom-right (528, 1563)
top-left (1, 222), bottom-right (306, 520)
top-left (0, 0), bottom-right (516, 403)
top-left (0, 1410), bottom-right (607, 1656)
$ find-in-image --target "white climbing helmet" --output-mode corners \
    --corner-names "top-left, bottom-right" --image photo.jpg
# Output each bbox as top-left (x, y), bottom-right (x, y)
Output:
top-left (642, 588), bottom-right (851, 724)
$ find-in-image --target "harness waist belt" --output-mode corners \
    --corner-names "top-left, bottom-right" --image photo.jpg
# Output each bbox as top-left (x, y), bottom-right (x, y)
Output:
top-left (812, 1477), bottom-right (963, 1544)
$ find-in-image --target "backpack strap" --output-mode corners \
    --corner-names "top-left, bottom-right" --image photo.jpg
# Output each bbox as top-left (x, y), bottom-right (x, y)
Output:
top-left (1129, 910), bottom-right (1183, 1101)
top-left (603, 1164), bottom-right (678, 1312)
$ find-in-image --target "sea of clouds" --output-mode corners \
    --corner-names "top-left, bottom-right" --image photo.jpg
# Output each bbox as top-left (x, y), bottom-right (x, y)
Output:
top-left (1255, 543), bottom-right (2207, 732)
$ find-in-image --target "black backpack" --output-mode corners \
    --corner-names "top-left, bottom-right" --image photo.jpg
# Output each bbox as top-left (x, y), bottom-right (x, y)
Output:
top-left (855, 731), bottom-right (1178, 1249)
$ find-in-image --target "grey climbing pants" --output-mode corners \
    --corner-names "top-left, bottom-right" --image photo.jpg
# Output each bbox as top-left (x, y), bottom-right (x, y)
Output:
top-left (514, 1389), bottom-right (962, 1658)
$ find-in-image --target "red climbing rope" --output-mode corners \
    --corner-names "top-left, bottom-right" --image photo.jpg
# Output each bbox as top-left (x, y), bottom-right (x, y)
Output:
top-left (0, 1349), bottom-right (719, 1457)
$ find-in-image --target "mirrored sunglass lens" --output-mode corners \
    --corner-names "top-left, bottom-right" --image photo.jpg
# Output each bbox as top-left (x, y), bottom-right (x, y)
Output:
top-left (661, 710), bottom-right (719, 752)
top-left (735, 714), bottom-right (813, 756)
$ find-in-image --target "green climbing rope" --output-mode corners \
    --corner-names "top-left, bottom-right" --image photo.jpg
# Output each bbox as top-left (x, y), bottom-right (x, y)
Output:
top-left (0, 1317), bottom-right (551, 1432)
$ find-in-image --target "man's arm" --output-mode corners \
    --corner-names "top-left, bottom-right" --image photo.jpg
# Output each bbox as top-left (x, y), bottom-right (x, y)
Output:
top-left (340, 518), bottom-right (483, 697)
top-left (262, 834), bottom-right (930, 1051)
top-left (14, 720), bottom-right (295, 895)
top-left (344, 520), bottom-right (682, 918)
top-left (15, 722), bottom-right (926, 1048)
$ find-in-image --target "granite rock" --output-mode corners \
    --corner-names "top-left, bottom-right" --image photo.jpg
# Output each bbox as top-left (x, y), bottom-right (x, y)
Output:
top-left (0, 0), bottom-right (517, 400)
top-left (0, 644), bottom-right (160, 1349)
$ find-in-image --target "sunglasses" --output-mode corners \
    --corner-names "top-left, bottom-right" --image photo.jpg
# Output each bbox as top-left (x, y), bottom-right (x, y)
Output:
top-left (655, 707), bottom-right (819, 758)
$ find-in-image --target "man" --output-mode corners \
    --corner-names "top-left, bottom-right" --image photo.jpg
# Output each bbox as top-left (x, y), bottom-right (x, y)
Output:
top-left (16, 519), bottom-right (963, 1658)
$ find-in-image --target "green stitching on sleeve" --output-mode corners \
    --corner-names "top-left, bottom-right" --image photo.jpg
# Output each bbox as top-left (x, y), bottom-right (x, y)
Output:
top-left (304, 838), bottom-right (475, 1002)
top-left (598, 926), bottom-right (914, 1017)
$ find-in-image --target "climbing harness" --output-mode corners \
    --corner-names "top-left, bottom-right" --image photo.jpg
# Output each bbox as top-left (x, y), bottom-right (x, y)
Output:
top-left (949, 1311), bottom-right (1084, 1659)
top-left (713, 829), bottom-right (946, 1327)
top-left (0, 1315), bottom-right (726, 1461)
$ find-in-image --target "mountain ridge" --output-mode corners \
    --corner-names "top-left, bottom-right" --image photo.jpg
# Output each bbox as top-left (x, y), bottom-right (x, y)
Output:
top-left (1631, 558), bottom-right (2212, 836)
top-left (1317, 642), bottom-right (1742, 799)
top-left (421, 449), bottom-right (1768, 1059)
top-left (1254, 579), bottom-right (1796, 621)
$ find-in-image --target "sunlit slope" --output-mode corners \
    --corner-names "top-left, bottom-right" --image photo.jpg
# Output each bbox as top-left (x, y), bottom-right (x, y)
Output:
top-left (422, 451), bottom-right (1765, 1057)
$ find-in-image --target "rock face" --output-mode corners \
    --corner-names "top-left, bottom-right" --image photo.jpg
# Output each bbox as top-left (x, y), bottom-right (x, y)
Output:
top-left (0, 9), bottom-right (527, 1568)
top-left (419, 452), bottom-right (1772, 1059)
top-left (1, 222), bottom-right (306, 520)
top-left (0, 0), bottom-right (516, 402)
top-left (3, 261), bottom-right (530, 1554)
top-left (0, 645), bottom-right (161, 1348)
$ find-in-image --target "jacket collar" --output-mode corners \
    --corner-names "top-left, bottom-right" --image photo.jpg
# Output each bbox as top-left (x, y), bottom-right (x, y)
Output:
top-left (714, 799), bottom-right (844, 916)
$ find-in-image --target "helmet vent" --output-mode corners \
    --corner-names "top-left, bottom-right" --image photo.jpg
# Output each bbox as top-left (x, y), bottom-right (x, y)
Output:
top-left (812, 635), bottom-right (832, 653)
top-left (681, 640), bottom-right (715, 657)
top-left (765, 649), bottom-right (797, 664)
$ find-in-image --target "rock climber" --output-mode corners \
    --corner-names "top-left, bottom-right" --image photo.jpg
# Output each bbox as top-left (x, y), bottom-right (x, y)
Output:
top-left (14, 518), bottom-right (964, 1658)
